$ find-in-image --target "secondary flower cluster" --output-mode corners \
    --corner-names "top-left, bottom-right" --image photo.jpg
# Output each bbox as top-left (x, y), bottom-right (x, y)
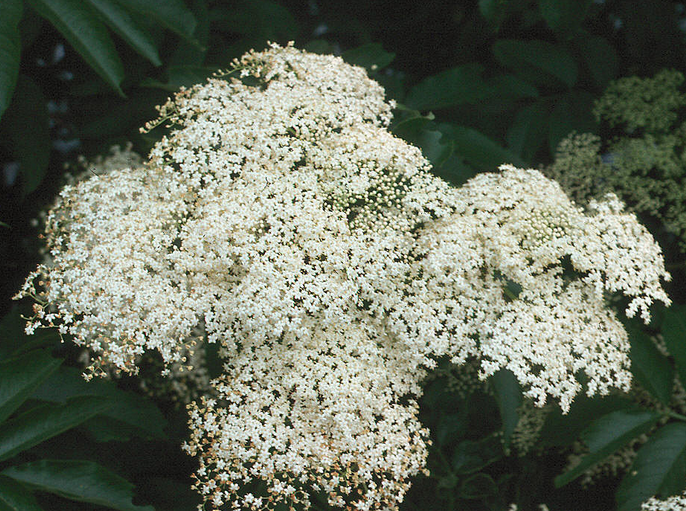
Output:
top-left (548, 69), bottom-right (686, 252)
top-left (16, 44), bottom-right (671, 510)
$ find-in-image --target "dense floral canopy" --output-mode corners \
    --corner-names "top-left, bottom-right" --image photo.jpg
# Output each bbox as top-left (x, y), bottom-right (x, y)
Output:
top-left (17, 44), bottom-right (671, 510)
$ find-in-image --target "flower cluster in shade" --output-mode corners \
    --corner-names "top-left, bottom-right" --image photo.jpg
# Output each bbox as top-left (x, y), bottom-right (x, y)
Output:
top-left (16, 44), bottom-right (671, 511)
top-left (547, 69), bottom-right (686, 252)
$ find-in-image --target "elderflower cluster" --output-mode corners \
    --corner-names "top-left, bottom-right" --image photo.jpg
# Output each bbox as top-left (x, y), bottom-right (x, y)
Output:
top-left (547, 70), bottom-right (686, 251)
top-left (16, 44), bottom-right (672, 510)
top-left (642, 491), bottom-right (686, 511)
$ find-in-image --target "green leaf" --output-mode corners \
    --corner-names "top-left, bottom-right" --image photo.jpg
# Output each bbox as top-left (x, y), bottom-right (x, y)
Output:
top-left (662, 305), bottom-right (686, 391)
top-left (0, 351), bottom-right (62, 424)
top-left (538, 394), bottom-right (635, 448)
top-left (492, 39), bottom-right (578, 88)
top-left (452, 435), bottom-right (503, 474)
top-left (0, 0), bottom-right (22, 121)
top-left (617, 423), bottom-right (686, 511)
top-left (433, 155), bottom-right (478, 187)
top-left (478, 0), bottom-right (528, 30)
top-left (0, 396), bottom-right (112, 462)
top-left (406, 64), bottom-right (491, 111)
top-left (140, 65), bottom-right (215, 91)
top-left (3, 75), bottom-right (50, 195)
top-left (342, 43), bottom-right (395, 72)
top-left (208, 0), bottom-right (297, 40)
top-left (436, 413), bottom-right (467, 447)
top-left (303, 40), bottom-right (333, 55)
top-left (0, 308), bottom-right (60, 358)
top-left (85, 0), bottom-right (161, 66)
top-left (458, 473), bottom-right (498, 499)
top-left (489, 74), bottom-right (539, 101)
top-left (0, 475), bottom-right (42, 511)
top-left (437, 473), bottom-right (458, 490)
top-left (478, 0), bottom-right (507, 29)
top-left (628, 324), bottom-right (674, 405)
top-left (548, 91), bottom-right (597, 154)
top-left (491, 369), bottom-right (522, 448)
top-left (27, 0), bottom-right (124, 95)
top-left (167, 0), bottom-right (208, 67)
top-left (114, 0), bottom-right (196, 41)
top-left (32, 366), bottom-right (166, 440)
top-left (3, 460), bottom-right (153, 511)
top-left (440, 124), bottom-right (524, 170)
top-left (538, 0), bottom-right (591, 38)
top-left (507, 101), bottom-right (550, 162)
top-left (73, 89), bottom-right (164, 139)
top-left (393, 117), bottom-right (454, 168)
top-left (575, 32), bottom-right (619, 90)
top-left (555, 409), bottom-right (661, 487)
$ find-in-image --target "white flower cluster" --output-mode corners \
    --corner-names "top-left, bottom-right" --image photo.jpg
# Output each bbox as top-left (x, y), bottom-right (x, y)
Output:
top-left (16, 44), bottom-right (671, 510)
top-left (642, 491), bottom-right (686, 511)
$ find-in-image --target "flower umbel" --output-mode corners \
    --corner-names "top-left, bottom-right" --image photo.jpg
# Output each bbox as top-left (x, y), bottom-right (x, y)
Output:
top-left (16, 44), bottom-right (671, 510)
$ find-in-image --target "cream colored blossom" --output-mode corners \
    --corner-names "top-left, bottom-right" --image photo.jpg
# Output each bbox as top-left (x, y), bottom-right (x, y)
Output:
top-left (642, 491), bottom-right (686, 511)
top-left (16, 44), bottom-right (672, 510)
top-left (547, 70), bottom-right (686, 251)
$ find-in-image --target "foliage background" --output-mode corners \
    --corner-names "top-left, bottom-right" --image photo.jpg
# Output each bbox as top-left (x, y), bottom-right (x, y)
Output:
top-left (1, 1), bottom-right (686, 510)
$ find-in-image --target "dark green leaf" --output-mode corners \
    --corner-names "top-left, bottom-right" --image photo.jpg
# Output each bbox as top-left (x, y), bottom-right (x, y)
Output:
top-left (0, 396), bottom-right (112, 461)
top-left (208, 0), bottom-right (297, 40)
top-left (488, 74), bottom-right (539, 101)
top-left (138, 477), bottom-right (200, 511)
top-left (662, 305), bottom-right (686, 391)
top-left (538, 0), bottom-right (591, 38)
top-left (140, 65), bottom-right (215, 91)
top-left (342, 43), bottom-right (395, 72)
top-left (28, 0), bottom-right (125, 95)
top-left (628, 324), bottom-right (674, 404)
top-left (419, 130), bottom-right (454, 167)
top-left (167, 0), bottom-right (208, 67)
top-left (539, 394), bottom-right (636, 448)
top-left (478, 0), bottom-right (507, 29)
top-left (3, 460), bottom-right (153, 511)
top-left (507, 101), bottom-right (550, 162)
top-left (433, 155), bottom-right (478, 187)
top-left (32, 366), bottom-right (166, 440)
top-left (436, 413), bottom-right (467, 447)
top-left (478, 0), bottom-right (529, 30)
top-left (491, 369), bottom-right (522, 448)
top-left (3, 75), bottom-right (50, 195)
top-left (73, 89), bottom-right (164, 139)
top-left (440, 124), bottom-right (524, 170)
top-left (617, 423), bottom-right (686, 511)
top-left (85, 0), bottom-right (161, 66)
top-left (437, 473), bottom-right (458, 490)
top-left (82, 416), bottom-right (147, 442)
top-left (493, 39), bottom-right (578, 88)
top-left (507, 101), bottom-right (549, 162)
top-left (0, 308), bottom-right (60, 358)
top-left (0, 351), bottom-right (61, 424)
top-left (555, 409), bottom-right (660, 487)
top-left (303, 40), bottom-right (333, 55)
top-left (452, 435), bottom-right (503, 474)
top-left (548, 91), bottom-right (597, 154)
top-left (0, 475), bottom-right (42, 511)
top-left (393, 117), bottom-right (453, 168)
top-left (0, 0), bottom-right (22, 121)
top-left (575, 32), bottom-right (619, 89)
top-left (114, 0), bottom-right (196, 41)
top-left (458, 473), bottom-right (498, 499)
top-left (406, 64), bottom-right (490, 111)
